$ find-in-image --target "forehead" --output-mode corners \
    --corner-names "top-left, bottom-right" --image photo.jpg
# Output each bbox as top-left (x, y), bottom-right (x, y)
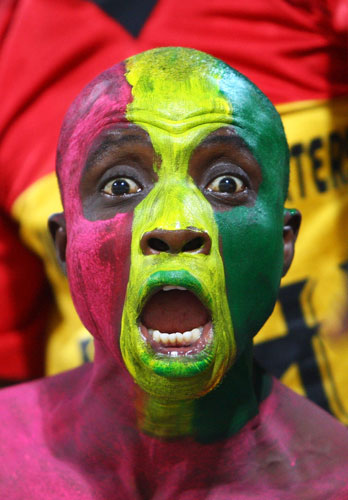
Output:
top-left (125, 48), bottom-right (232, 131)
top-left (57, 48), bottom-right (288, 198)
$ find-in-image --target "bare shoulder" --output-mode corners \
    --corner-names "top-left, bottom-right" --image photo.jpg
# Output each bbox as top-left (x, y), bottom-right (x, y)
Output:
top-left (0, 377), bottom-right (45, 439)
top-left (269, 379), bottom-right (348, 447)
top-left (253, 379), bottom-right (348, 498)
top-left (0, 366), bottom-right (93, 499)
top-left (0, 364), bottom-right (89, 438)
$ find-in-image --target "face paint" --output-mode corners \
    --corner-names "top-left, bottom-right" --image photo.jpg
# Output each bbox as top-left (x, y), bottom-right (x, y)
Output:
top-left (120, 50), bottom-right (236, 401)
top-left (57, 48), bottom-right (289, 437)
top-left (118, 49), bottom-right (288, 403)
top-left (58, 63), bottom-right (135, 358)
top-left (215, 66), bottom-right (289, 350)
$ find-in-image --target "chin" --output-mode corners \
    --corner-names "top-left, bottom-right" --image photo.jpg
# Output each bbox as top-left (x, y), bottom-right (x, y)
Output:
top-left (119, 275), bottom-right (236, 400)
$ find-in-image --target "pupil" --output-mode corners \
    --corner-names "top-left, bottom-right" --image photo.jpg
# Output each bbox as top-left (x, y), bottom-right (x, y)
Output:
top-left (111, 179), bottom-right (130, 195)
top-left (218, 177), bottom-right (237, 193)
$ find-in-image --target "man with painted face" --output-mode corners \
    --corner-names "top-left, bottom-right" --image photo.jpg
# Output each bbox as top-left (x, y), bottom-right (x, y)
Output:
top-left (0, 47), bottom-right (347, 498)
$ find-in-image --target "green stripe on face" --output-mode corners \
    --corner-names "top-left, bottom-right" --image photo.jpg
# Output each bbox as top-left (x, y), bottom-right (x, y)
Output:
top-left (214, 67), bottom-right (288, 352)
top-left (215, 205), bottom-right (284, 354)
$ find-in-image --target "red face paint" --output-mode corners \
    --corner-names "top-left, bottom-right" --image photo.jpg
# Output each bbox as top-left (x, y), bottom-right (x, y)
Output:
top-left (66, 213), bottom-right (133, 358)
top-left (58, 62), bottom-right (134, 359)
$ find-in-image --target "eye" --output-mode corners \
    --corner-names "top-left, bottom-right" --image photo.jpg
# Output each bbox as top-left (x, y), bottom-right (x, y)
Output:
top-left (206, 175), bottom-right (245, 194)
top-left (102, 177), bottom-right (142, 196)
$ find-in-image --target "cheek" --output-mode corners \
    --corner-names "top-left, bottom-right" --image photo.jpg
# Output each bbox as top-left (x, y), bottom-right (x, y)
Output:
top-left (66, 212), bottom-right (133, 356)
top-left (215, 205), bottom-right (284, 350)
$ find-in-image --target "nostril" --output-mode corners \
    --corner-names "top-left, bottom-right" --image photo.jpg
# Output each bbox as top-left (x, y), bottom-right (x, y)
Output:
top-left (182, 237), bottom-right (205, 252)
top-left (141, 229), bottom-right (212, 255)
top-left (148, 238), bottom-right (170, 252)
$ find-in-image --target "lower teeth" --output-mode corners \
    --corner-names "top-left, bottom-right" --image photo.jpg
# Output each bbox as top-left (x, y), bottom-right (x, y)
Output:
top-left (149, 327), bottom-right (203, 347)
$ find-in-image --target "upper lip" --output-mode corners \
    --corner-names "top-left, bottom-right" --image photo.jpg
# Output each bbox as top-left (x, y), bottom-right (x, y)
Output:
top-left (137, 270), bottom-right (212, 321)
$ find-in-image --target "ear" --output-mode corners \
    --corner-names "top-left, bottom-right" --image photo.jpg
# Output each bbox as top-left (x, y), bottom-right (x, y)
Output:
top-left (48, 212), bottom-right (67, 275)
top-left (282, 208), bottom-right (301, 276)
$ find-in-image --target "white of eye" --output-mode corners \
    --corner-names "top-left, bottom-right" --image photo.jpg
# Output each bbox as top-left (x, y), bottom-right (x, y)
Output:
top-left (206, 175), bottom-right (245, 194)
top-left (102, 177), bottom-right (141, 196)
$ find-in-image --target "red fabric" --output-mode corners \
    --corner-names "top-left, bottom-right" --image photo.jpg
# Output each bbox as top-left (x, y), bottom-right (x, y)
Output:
top-left (0, 0), bottom-right (347, 380)
top-left (0, 0), bottom-right (135, 212)
top-left (0, 210), bottom-right (48, 379)
top-left (140, 0), bottom-right (348, 103)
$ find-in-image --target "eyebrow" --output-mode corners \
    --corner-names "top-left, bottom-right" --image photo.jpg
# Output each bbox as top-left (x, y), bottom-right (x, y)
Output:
top-left (198, 133), bottom-right (250, 150)
top-left (85, 133), bottom-right (152, 170)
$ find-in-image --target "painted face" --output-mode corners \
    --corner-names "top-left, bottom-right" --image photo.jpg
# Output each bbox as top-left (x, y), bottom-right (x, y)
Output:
top-left (57, 48), bottom-right (289, 401)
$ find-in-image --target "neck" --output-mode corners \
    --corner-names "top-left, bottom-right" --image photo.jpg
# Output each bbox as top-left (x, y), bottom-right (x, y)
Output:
top-left (94, 345), bottom-right (271, 442)
top-left (42, 338), bottom-right (271, 490)
top-left (88, 340), bottom-right (271, 442)
top-left (193, 347), bottom-right (271, 442)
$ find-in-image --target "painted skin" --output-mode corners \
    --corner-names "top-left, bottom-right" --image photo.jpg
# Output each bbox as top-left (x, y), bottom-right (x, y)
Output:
top-left (57, 48), bottom-right (291, 437)
top-left (1, 48), bottom-right (348, 498)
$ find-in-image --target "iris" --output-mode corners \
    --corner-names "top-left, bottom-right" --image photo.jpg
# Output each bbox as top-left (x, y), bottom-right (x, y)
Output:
top-left (111, 179), bottom-right (130, 195)
top-left (219, 177), bottom-right (237, 193)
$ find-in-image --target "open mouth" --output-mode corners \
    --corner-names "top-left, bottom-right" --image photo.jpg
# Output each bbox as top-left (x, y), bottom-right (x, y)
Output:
top-left (139, 286), bottom-right (213, 357)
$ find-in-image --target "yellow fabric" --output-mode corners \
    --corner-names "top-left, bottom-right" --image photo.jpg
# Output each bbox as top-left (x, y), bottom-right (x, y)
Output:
top-left (11, 96), bottom-right (348, 424)
top-left (256, 97), bottom-right (348, 424)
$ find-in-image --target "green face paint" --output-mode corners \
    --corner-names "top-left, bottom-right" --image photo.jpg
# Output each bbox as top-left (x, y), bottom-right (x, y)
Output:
top-left (116, 48), bottom-right (288, 433)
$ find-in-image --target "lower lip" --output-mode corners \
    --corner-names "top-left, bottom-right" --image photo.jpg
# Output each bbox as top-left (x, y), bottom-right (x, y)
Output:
top-left (139, 321), bottom-right (213, 357)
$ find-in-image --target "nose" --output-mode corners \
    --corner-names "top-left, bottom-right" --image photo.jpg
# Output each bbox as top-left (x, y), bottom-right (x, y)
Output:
top-left (140, 229), bottom-right (211, 255)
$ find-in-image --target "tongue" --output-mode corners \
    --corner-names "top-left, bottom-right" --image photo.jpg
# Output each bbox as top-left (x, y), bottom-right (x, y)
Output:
top-left (141, 290), bottom-right (209, 333)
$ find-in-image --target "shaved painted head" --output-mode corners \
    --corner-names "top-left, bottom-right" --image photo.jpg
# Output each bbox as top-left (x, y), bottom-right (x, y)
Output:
top-left (57, 47), bottom-right (289, 208)
top-left (54, 48), bottom-right (294, 416)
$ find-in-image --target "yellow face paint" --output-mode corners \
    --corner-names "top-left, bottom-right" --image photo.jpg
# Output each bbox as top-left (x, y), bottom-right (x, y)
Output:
top-left (119, 48), bottom-right (236, 405)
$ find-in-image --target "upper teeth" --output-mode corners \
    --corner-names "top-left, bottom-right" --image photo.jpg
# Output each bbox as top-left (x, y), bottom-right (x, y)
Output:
top-left (149, 327), bottom-right (202, 346)
top-left (162, 286), bottom-right (187, 291)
